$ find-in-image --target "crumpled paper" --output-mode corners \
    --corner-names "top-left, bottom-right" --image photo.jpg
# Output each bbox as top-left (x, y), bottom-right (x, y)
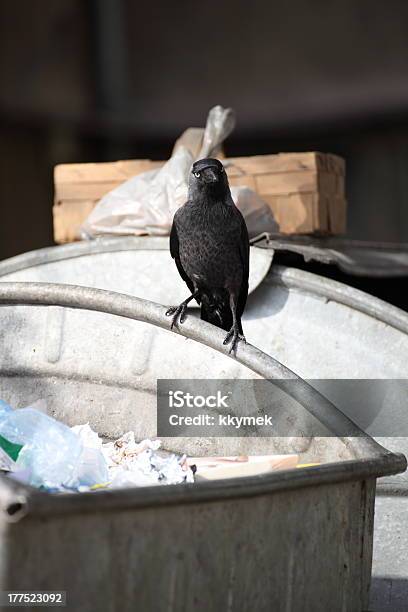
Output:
top-left (73, 424), bottom-right (194, 490)
top-left (80, 105), bottom-right (278, 239)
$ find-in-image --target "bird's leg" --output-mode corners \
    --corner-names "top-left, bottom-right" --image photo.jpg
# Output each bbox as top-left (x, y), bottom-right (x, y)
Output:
top-left (223, 294), bottom-right (246, 354)
top-left (166, 291), bottom-right (199, 329)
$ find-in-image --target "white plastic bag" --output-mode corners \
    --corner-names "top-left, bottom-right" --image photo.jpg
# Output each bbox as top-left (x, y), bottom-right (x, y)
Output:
top-left (198, 105), bottom-right (236, 158)
top-left (231, 187), bottom-right (279, 236)
top-left (80, 147), bottom-right (192, 238)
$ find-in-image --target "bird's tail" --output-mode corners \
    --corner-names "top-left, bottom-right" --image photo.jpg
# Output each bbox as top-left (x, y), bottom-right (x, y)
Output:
top-left (200, 301), bottom-right (233, 332)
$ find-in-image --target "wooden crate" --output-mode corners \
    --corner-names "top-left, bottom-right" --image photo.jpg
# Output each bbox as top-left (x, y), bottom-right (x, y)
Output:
top-left (53, 152), bottom-right (346, 243)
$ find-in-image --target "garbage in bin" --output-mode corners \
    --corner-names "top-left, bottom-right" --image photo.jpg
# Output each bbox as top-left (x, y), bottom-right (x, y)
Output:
top-left (189, 454), bottom-right (300, 480)
top-left (75, 425), bottom-right (194, 490)
top-left (0, 400), bottom-right (309, 492)
top-left (0, 401), bottom-right (105, 490)
top-left (0, 401), bottom-right (195, 490)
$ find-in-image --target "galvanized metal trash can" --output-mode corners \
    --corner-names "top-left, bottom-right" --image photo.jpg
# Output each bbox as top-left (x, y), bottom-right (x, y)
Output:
top-left (2, 239), bottom-right (408, 610)
top-left (0, 284), bottom-right (405, 612)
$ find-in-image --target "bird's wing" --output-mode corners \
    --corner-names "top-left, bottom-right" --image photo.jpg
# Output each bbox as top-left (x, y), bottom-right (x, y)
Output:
top-left (170, 214), bottom-right (195, 295)
top-left (237, 212), bottom-right (250, 319)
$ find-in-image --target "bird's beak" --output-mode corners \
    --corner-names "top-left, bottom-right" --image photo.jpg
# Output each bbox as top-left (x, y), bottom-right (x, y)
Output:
top-left (203, 168), bottom-right (219, 183)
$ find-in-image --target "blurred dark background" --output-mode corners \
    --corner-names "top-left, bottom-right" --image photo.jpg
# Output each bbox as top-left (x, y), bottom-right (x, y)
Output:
top-left (1, 0), bottom-right (408, 267)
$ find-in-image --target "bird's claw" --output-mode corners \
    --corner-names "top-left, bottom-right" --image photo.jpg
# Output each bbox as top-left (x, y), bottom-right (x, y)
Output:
top-left (165, 304), bottom-right (187, 329)
top-left (223, 326), bottom-right (246, 354)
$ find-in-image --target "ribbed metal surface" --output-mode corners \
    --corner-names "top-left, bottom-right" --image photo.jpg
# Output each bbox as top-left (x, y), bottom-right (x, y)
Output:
top-left (1, 238), bottom-right (408, 610)
top-left (0, 284), bottom-right (405, 612)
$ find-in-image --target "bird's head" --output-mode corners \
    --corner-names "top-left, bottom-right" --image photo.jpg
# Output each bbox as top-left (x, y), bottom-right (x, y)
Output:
top-left (188, 158), bottom-right (229, 200)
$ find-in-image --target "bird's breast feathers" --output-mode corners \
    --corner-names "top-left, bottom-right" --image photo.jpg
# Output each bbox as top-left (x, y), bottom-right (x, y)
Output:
top-left (174, 200), bottom-right (246, 289)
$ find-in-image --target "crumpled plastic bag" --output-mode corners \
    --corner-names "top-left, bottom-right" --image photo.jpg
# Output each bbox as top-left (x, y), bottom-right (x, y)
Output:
top-left (197, 104), bottom-right (236, 158)
top-left (0, 402), bottom-right (109, 491)
top-left (80, 105), bottom-right (279, 239)
top-left (80, 147), bottom-right (193, 238)
top-left (231, 186), bottom-right (279, 237)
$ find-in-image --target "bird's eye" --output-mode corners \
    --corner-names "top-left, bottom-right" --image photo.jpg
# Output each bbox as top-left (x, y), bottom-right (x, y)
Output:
top-left (220, 165), bottom-right (224, 173)
top-left (194, 172), bottom-right (200, 178)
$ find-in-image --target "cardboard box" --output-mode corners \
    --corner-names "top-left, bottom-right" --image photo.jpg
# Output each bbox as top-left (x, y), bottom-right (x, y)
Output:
top-left (53, 152), bottom-right (346, 243)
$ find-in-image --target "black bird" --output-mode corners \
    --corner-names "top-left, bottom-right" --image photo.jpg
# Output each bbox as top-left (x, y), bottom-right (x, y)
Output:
top-left (166, 157), bottom-right (249, 353)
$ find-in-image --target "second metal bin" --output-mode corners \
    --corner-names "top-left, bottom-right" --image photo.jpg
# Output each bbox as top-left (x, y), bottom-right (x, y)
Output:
top-left (0, 284), bottom-right (405, 612)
